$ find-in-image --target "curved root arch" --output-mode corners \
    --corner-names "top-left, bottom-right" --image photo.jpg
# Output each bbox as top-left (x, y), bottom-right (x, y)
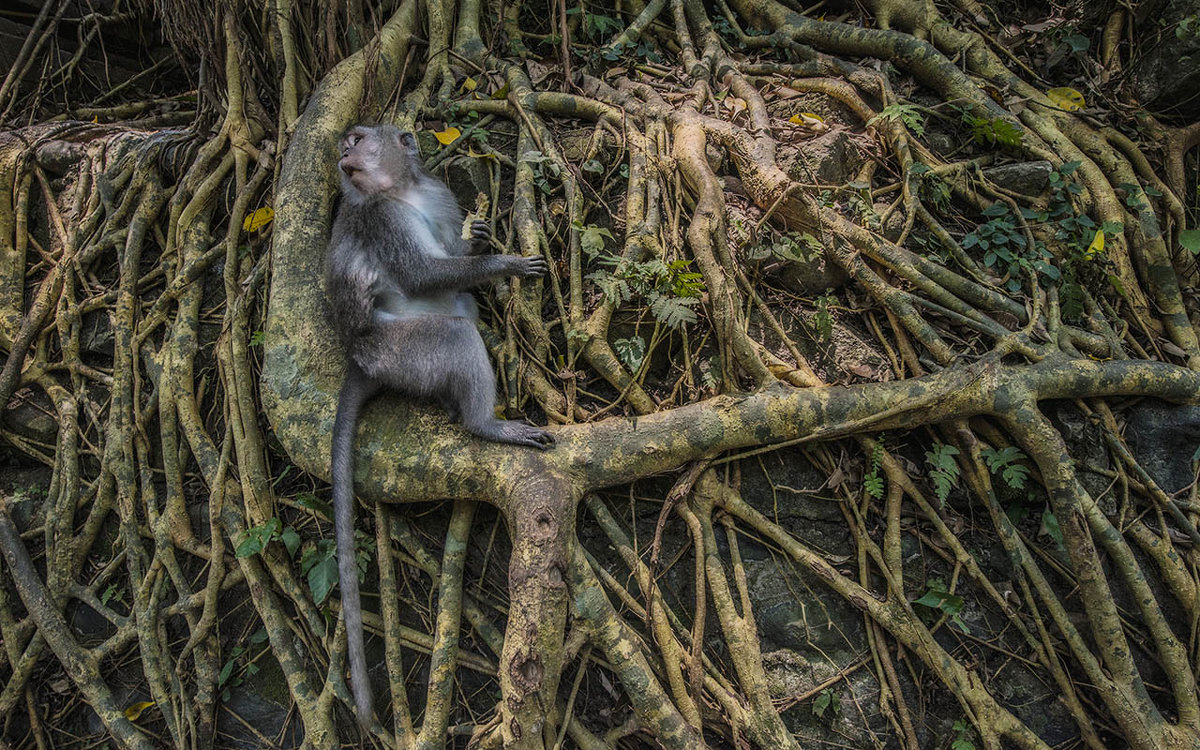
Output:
top-left (1, 0), bottom-right (1199, 749)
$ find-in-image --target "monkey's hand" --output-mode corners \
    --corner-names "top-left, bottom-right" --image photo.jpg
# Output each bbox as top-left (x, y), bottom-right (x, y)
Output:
top-left (507, 255), bottom-right (548, 278)
top-left (469, 220), bottom-right (492, 253)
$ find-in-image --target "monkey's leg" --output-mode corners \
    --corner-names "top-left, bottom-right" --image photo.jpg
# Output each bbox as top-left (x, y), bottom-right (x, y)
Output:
top-left (451, 332), bottom-right (554, 449)
top-left (332, 360), bottom-right (382, 723)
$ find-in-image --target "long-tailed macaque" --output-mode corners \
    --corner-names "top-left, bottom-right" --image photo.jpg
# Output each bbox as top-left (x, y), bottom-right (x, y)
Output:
top-left (326, 124), bottom-right (554, 722)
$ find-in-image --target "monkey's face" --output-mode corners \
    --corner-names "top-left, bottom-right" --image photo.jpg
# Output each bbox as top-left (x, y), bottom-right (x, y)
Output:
top-left (338, 125), bottom-right (420, 198)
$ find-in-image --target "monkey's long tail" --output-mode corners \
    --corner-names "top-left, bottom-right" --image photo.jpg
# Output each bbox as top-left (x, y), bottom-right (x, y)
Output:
top-left (332, 362), bottom-right (377, 725)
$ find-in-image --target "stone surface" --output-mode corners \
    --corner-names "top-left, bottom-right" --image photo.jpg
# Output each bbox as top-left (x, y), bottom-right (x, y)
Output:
top-left (1129, 0), bottom-right (1200, 120)
top-left (1125, 398), bottom-right (1200, 493)
top-left (983, 161), bottom-right (1053, 196)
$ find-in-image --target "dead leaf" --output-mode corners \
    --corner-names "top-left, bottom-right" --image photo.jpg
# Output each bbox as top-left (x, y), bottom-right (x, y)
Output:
top-left (124, 701), bottom-right (157, 721)
top-left (1046, 87), bottom-right (1085, 111)
top-left (242, 206), bottom-right (274, 232)
top-left (433, 127), bottom-right (462, 145)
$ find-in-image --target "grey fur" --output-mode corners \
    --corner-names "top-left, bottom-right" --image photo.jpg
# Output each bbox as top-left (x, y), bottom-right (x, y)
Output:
top-left (326, 125), bottom-right (554, 725)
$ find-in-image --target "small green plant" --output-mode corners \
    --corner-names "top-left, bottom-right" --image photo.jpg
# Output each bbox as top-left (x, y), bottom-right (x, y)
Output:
top-left (951, 719), bottom-right (978, 750)
top-left (1179, 229), bottom-right (1200, 255)
top-left (521, 151), bottom-right (562, 195)
top-left (913, 579), bottom-right (969, 633)
top-left (565, 7), bottom-right (622, 42)
top-left (576, 222), bottom-right (615, 258)
top-left (910, 162), bottom-right (951, 214)
top-left (959, 110), bottom-right (1023, 149)
top-left (869, 103), bottom-right (926, 137)
top-left (812, 687), bottom-right (842, 719)
top-left (100, 583), bottom-right (126, 606)
top-left (1041, 508), bottom-right (1064, 549)
top-left (980, 446), bottom-right (1031, 490)
top-left (613, 335), bottom-right (646, 372)
top-left (235, 518), bottom-right (285, 558)
top-left (300, 540), bottom-right (339, 605)
top-left (863, 439), bottom-right (885, 500)
top-left (587, 255), bottom-right (706, 329)
top-left (962, 203), bottom-right (1058, 292)
top-left (813, 290), bottom-right (836, 342)
top-left (745, 230), bottom-right (822, 263)
top-left (926, 443), bottom-right (961, 504)
top-left (1175, 15), bottom-right (1200, 40)
top-left (218, 628), bottom-right (269, 702)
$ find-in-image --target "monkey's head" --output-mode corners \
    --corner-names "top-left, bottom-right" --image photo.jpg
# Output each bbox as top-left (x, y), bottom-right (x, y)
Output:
top-left (338, 125), bottom-right (422, 199)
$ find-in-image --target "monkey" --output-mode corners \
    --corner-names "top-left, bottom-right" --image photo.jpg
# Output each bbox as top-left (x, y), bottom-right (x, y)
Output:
top-left (326, 124), bottom-right (554, 724)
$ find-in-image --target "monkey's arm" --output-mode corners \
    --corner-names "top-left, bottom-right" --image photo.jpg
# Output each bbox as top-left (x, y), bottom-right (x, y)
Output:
top-left (398, 253), bottom-right (546, 294)
top-left (325, 237), bottom-right (378, 337)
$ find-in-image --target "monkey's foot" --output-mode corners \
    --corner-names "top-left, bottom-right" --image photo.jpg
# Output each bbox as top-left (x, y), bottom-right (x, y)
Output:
top-left (477, 420), bottom-right (555, 450)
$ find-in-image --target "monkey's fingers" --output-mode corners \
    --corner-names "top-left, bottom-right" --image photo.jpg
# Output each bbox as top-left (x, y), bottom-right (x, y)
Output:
top-left (514, 257), bottom-right (548, 278)
top-left (470, 220), bottom-right (492, 243)
top-left (516, 427), bottom-right (555, 449)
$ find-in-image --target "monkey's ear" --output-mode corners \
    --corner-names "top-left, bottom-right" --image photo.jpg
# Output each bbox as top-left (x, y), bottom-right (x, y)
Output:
top-left (398, 131), bottom-right (418, 153)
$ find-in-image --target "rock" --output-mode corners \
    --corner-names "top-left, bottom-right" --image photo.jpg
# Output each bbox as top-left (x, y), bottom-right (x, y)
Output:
top-left (1129, 0), bottom-right (1200, 120)
top-left (1125, 399), bottom-right (1200, 493)
top-left (983, 161), bottom-right (1053, 196)
top-left (783, 128), bottom-right (869, 186)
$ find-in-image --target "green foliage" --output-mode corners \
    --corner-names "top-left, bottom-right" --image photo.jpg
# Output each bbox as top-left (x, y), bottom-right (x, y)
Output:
top-left (1041, 509), bottom-right (1064, 549)
top-left (1175, 15), bottom-right (1200, 40)
top-left (613, 335), bottom-right (646, 372)
top-left (952, 719), bottom-right (978, 750)
top-left (300, 540), bottom-right (339, 605)
top-left (101, 583), bottom-right (126, 606)
top-left (963, 203), bottom-right (1055, 292)
top-left (863, 439), bottom-right (885, 500)
top-left (745, 230), bottom-right (822, 263)
top-left (235, 518), bottom-right (283, 558)
top-left (1178, 229), bottom-right (1200, 255)
top-left (869, 103), bottom-right (926, 137)
top-left (911, 162), bottom-right (951, 214)
top-left (218, 628), bottom-right (268, 701)
top-left (235, 513), bottom-right (364, 605)
top-left (813, 290), bottom-right (836, 342)
top-left (565, 6), bottom-right (622, 42)
top-left (295, 492), bottom-right (332, 518)
top-left (576, 222), bottom-right (615, 259)
top-left (249, 330), bottom-right (265, 346)
top-left (812, 687), bottom-right (842, 719)
top-left (925, 443), bottom-right (961, 504)
top-left (587, 254), bottom-right (706, 329)
top-left (961, 113), bottom-right (1024, 149)
top-left (980, 446), bottom-right (1031, 490)
top-left (913, 578), bottom-right (969, 633)
top-left (963, 162), bottom-right (1121, 304)
top-left (521, 151), bottom-right (562, 195)
top-left (1063, 33), bottom-right (1090, 53)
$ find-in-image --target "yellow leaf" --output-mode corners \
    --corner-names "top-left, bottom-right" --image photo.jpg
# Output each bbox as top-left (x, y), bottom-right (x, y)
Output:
top-left (461, 77), bottom-right (477, 92)
top-left (490, 82), bottom-right (510, 100)
top-left (1046, 87), bottom-right (1086, 111)
top-left (1084, 229), bottom-right (1104, 260)
top-left (788, 112), bottom-right (825, 126)
top-left (124, 701), bottom-right (157, 721)
top-left (433, 127), bottom-right (462, 145)
top-left (467, 146), bottom-right (497, 160)
top-left (242, 207), bottom-right (274, 232)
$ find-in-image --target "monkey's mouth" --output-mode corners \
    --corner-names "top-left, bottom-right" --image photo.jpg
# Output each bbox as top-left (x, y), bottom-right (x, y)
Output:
top-left (340, 162), bottom-right (360, 177)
